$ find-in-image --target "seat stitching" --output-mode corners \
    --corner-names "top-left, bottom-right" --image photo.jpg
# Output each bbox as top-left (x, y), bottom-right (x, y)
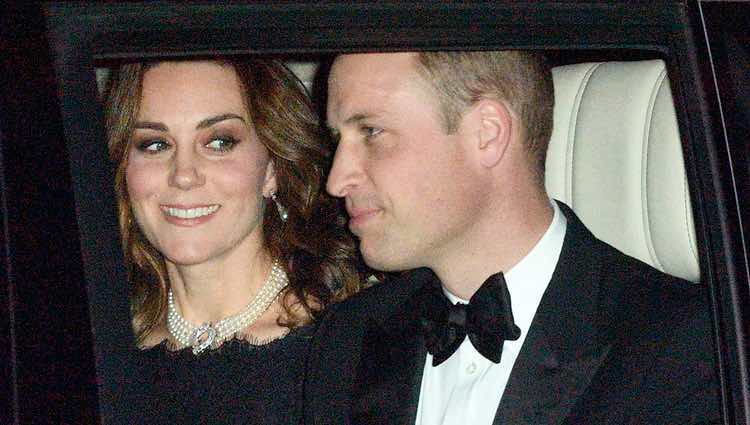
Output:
top-left (641, 67), bottom-right (666, 271)
top-left (567, 63), bottom-right (601, 207)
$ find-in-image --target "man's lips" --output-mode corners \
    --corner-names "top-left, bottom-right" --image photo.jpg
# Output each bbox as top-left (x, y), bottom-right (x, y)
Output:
top-left (347, 208), bottom-right (382, 231)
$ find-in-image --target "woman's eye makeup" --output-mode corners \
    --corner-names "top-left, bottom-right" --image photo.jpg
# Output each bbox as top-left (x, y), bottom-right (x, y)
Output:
top-left (131, 128), bottom-right (242, 155)
top-left (135, 139), bottom-right (170, 153)
top-left (205, 135), bottom-right (240, 152)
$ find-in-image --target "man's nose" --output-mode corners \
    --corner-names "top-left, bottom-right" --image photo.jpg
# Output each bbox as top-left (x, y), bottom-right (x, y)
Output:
top-left (326, 142), bottom-right (363, 198)
top-left (168, 148), bottom-right (205, 190)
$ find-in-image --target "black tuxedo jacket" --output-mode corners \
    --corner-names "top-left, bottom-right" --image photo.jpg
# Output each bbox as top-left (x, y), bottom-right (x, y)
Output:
top-left (304, 204), bottom-right (721, 424)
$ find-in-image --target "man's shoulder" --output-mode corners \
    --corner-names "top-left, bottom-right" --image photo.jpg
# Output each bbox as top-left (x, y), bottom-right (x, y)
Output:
top-left (303, 268), bottom-right (433, 424)
top-left (595, 233), bottom-right (705, 307)
top-left (560, 207), bottom-right (712, 350)
top-left (560, 202), bottom-right (704, 308)
top-left (561, 215), bottom-right (719, 422)
top-left (306, 267), bottom-right (431, 376)
top-left (592, 228), bottom-right (715, 375)
top-left (320, 267), bottom-right (433, 330)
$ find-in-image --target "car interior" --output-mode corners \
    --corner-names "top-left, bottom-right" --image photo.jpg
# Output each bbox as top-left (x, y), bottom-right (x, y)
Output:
top-left (3, 2), bottom-right (748, 423)
top-left (546, 59), bottom-right (699, 283)
top-left (64, 48), bottom-right (742, 424)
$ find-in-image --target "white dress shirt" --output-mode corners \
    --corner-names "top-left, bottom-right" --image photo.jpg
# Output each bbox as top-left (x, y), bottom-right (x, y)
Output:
top-left (415, 201), bottom-right (567, 425)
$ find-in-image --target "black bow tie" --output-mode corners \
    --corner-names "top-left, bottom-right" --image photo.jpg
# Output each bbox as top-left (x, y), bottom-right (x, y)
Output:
top-left (418, 272), bottom-right (521, 366)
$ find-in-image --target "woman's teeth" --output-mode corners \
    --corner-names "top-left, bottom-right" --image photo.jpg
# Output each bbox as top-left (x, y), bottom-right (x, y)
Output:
top-left (165, 205), bottom-right (220, 219)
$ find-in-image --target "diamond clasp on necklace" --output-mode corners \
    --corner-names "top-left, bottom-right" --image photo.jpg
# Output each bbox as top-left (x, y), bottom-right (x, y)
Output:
top-left (191, 323), bottom-right (217, 355)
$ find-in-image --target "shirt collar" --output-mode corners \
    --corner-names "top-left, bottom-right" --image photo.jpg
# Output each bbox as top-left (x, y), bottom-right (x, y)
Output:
top-left (443, 201), bottom-right (567, 337)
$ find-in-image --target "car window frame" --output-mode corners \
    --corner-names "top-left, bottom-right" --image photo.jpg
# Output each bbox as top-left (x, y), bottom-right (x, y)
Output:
top-left (0, 1), bottom-right (746, 423)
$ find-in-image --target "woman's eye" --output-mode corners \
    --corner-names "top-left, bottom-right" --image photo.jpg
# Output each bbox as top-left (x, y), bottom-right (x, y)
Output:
top-left (205, 136), bottom-right (238, 152)
top-left (136, 139), bottom-right (169, 153)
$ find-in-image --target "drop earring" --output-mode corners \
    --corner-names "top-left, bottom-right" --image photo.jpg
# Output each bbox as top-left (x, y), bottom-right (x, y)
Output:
top-left (271, 193), bottom-right (288, 221)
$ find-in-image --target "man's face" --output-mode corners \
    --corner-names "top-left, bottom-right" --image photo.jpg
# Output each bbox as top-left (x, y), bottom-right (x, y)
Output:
top-left (326, 53), bottom-right (485, 271)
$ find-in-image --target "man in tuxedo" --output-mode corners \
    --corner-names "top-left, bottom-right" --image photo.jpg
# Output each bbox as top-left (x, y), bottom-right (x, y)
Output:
top-left (304, 51), bottom-right (720, 424)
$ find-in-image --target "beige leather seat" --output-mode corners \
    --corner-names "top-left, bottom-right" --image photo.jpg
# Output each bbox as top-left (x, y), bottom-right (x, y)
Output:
top-left (546, 60), bottom-right (700, 282)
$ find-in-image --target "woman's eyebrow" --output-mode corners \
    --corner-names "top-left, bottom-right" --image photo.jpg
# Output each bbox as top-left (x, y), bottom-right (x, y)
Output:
top-left (134, 121), bottom-right (168, 131)
top-left (196, 113), bottom-right (246, 129)
top-left (133, 113), bottom-right (246, 132)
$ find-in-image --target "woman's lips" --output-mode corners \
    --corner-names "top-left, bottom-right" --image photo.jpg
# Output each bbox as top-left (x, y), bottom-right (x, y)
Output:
top-left (160, 204), bottom-right (221, 226)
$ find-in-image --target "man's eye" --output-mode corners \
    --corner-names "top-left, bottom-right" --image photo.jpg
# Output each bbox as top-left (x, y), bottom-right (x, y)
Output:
top-left (136, 139), bottom-right (169, 153)
top-left (205, 136), bottom-right (238, 152)
top-left (363, 126), bottom-right (383, 139)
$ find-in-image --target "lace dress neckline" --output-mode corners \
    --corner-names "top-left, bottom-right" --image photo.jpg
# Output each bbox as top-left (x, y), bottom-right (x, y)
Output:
top-left (143, 324), bottom-right (311, 357)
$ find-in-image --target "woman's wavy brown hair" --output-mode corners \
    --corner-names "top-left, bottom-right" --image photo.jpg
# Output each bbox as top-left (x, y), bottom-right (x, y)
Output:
top-left (104, 57), bottom-right (364, 346)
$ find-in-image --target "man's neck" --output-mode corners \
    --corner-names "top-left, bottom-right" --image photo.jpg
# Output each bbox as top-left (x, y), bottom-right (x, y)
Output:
top-left (434, 196), bottom-right (555, 300)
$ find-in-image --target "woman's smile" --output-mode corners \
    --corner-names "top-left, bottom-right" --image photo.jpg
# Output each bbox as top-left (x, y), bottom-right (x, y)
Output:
top-left (159, 204), bottom-right (221, 226)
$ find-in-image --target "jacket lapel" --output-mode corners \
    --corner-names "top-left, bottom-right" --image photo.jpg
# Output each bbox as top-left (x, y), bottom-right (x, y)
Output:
top-left (350, 269), bottom-right (434, 425)
top-left (494, 203), bottom-right (615, 425)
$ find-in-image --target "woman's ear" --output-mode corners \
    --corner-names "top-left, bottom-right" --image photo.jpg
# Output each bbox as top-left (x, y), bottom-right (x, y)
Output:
top-left (262, 160), bottom-right (278, 198)
top-left (475, 99), bottom-right (513, 168)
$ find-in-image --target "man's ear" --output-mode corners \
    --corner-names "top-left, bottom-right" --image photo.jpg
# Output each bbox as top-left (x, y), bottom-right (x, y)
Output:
top-left (474, 99), bottom-right (513, 168)
top-left (262, 160), bottom-right (278, 198)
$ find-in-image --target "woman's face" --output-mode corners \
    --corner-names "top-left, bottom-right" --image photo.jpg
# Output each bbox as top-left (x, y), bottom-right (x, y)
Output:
top-left (125, 61), bottom-right (276, 267)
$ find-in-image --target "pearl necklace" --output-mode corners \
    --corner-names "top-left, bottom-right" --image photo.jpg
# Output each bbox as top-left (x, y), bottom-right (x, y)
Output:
top-left (167, 260), bottom-right (288, 355)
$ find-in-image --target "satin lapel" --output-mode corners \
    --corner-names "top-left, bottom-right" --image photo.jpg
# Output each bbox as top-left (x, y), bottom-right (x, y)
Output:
top-left (350, 270), bottom-right (433, 425)
top-left (494, 203), bottom-right (615, 425)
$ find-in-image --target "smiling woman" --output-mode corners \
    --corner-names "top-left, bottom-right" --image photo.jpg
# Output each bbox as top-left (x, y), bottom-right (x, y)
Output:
top-left (103, 57), bottom-right (364, 422)
top-left (126, 62), bottom-right (274, 277)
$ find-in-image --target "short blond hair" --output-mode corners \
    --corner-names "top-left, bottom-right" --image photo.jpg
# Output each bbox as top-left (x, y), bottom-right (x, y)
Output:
top-left (414, 51), bottom-right (554, 181)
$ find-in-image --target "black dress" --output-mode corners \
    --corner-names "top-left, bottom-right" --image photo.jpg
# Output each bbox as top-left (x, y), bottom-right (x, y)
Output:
top-left (126, 326), bottom-right (313, 424)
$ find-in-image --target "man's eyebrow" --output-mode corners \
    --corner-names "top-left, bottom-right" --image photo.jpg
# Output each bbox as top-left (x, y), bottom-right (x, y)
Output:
top-left (345, 113), bottom-right (376, 126)
top-left (326, 112), bottom-right (378, 131)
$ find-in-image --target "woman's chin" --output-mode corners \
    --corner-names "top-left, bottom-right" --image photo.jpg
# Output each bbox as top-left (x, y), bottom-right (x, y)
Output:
top-left (163, 249), bottom-right (217, 268)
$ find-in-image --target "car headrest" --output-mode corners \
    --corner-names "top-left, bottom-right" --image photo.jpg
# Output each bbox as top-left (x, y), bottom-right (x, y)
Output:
top-left (545, 60), bottom-right (700, 282)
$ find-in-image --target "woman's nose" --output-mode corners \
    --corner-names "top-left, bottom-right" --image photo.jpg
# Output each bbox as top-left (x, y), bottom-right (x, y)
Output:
top-left (168, 149), bottom-right (205, 190)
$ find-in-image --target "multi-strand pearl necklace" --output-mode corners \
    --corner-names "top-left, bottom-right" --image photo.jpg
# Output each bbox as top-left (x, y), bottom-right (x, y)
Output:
top-left (167, 260), bottom-right (288, 355)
